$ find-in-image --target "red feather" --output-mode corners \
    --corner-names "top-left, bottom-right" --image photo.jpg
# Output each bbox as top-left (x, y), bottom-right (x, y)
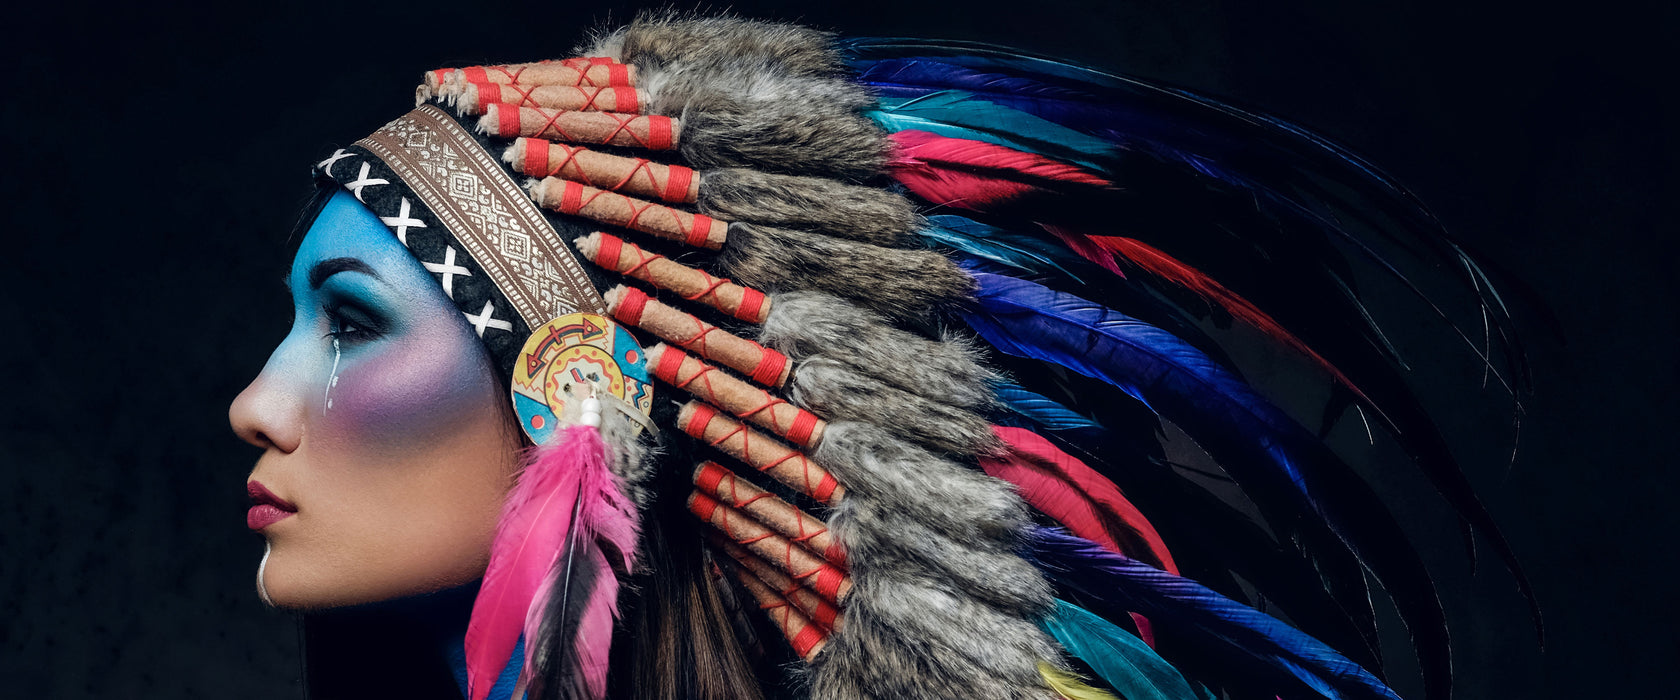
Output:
top-left (887, 130), bottom-right (1111, 210)
top-left (1045, 226), bottom-right (1372, 406)
top-left (984, 426), bottom-right (1176, 646)
top-left (984, 426), bottom-right (1177, 575)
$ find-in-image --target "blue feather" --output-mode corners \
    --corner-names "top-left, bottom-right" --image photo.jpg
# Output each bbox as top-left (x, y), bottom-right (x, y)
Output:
top-left (960, 270), bottom-right (1452, 700)
top-left (1041, 599), bottom-right (1200, 700)
top-left (858, 57), bottom-right (1101, 101)
top-left (869, 91), bottom-right (1119, 172)
top-left (851, 43), bottom-right (1531, 396)
top-left (1029, 527), bottom-right (1400, 700)
top-left (995, 382), bottom-right (1104, 432)
top-left (920, 215), bottom-right (1087, 282)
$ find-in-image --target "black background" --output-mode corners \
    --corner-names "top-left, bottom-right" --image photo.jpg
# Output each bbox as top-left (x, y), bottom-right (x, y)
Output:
top-left (2, 1), bottom-right (1672, 697)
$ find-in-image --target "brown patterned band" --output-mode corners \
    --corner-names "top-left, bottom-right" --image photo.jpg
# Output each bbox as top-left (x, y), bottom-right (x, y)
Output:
top-left (356, 104), bottom-right (604, 326)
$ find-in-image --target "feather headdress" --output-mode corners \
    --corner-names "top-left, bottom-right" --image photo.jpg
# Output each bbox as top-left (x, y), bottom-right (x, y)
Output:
top-left (305, 10), bottom-right (1535, 700)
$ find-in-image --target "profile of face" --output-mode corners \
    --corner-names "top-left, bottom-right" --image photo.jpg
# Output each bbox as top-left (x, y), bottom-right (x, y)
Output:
top-left (230, 190), bottom-right (522, 610)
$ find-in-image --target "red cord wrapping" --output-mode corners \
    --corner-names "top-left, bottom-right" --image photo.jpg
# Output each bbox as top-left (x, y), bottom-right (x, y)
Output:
top-left (608, 286), bottom-right (787, 389)
top-left (653, 346), bottom-right (820, 448)
top-left (682, 403), bottom-right (839, 504)
top-left (473, 83), bottom-right (638, 113)
top-left (689, 492), bottom-right (846, 602)
top-left (504, 107), bottom-right (674, 150)
top-left (695, 461), bottom-right (842, 567)
top-left (550, 181), bottom-right (710, 247)
top-left (592, 233), bottom-right (765, 323)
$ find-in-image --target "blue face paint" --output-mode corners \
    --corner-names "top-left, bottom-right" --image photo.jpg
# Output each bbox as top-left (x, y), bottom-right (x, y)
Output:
top-left (265, 190), bottom-right (499, 454)
top-left (232, 189), bottom-right (521, 612)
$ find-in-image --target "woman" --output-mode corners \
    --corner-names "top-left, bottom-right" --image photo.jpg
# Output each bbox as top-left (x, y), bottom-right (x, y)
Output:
top-left (231, 12), bottom-right (1535, 700)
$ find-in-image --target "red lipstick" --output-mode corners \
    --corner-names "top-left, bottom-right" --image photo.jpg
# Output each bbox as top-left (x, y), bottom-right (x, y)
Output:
top-left (247, 480), bottom-right (298, 531)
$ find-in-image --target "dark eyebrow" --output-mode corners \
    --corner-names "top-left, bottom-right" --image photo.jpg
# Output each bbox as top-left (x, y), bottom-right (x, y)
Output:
top-left (308, 257), bottom-right (380, 289)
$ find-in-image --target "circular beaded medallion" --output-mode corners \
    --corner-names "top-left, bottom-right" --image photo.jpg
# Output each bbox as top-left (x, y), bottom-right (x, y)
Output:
top-left (510, 313), bottom-right (653, 445)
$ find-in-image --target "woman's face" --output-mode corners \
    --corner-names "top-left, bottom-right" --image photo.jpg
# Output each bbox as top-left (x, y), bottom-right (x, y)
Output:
top-left (230, 190), bottom-right (521, 610)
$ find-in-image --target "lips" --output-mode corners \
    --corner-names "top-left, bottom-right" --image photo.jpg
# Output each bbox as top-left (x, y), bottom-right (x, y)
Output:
top-left (247, 480), bottom-right (298, 531)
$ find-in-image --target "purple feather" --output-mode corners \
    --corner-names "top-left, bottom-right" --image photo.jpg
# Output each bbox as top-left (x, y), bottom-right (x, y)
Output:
top-left (960, 271), bottom-right (1453, 700)
top-left (1028, 526), bottom-right (1399, 700)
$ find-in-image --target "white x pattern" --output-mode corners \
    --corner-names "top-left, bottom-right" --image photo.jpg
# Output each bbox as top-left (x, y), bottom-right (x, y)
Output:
top-left (316, 149), bottom-right (354, 177)
top-left (346, 162), bottom-right (389, 203)
top-left (422, 246), bottom-right (472, 299)
top-left (380, 197), bottom-right (427, 246)
top-left (464, 300), bottom-right (513, 337)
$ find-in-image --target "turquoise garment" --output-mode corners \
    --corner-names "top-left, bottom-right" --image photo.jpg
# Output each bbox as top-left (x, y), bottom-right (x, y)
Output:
top-left (446, 634), bottom-right (526, 700)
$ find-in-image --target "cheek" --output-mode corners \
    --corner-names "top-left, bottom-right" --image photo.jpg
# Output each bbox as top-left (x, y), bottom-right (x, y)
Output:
top-left (316, 323), bottom-right (499, 456)
top-left (263, 319), bottom-right (517, 607)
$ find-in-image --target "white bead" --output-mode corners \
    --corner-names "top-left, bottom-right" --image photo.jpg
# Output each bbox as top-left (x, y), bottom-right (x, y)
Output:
top-left (580, 412), bottom-right (602, 427)
top-left (581, 398), bottom-right (601, 414)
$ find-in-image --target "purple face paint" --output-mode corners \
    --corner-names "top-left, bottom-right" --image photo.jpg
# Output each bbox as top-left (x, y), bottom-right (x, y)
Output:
top-left (269, 189), bottom-right (505, 459)
top-left (232, 189), bottom-right (523, 610)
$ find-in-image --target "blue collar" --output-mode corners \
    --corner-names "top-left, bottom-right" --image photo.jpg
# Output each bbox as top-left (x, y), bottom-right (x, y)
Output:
top-left (444, 633), bottom-right (526, 700)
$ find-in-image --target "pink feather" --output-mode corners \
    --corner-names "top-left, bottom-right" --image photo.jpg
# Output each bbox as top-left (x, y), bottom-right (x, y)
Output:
top-left (887, 130), bottom-right (1112, 210)
top-left (465, 425), bottom-right (640, 700)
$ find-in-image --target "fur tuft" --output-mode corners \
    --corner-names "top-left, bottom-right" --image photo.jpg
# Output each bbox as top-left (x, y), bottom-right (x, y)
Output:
top-left (720, 224), bottom-right (973, 324)
top-left (760, 291), bottom-right (1001, 410)
top-left (581, 11), bottom-right (843, 77)
top-left (580, 12), bottom-right (885, 181)
top-left (790, 356), bottom-right (1003, 457)
top-left (699, 168), bottom-right (921, 246)
top-left (814, 422), bottom-right (1027, 547)
top-left (678, 98), bottom-right (889, 181)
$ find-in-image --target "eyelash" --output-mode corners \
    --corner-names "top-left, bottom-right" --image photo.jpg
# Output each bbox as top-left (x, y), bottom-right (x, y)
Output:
top-left (322, 304), bottom-right (381, 343)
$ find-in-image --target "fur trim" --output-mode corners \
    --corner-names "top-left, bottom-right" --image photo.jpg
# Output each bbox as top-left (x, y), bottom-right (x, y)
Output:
top-left (833, 499), bottom-right (1051, 613)
top-left (677, 94), bottom-right (887, 182)
top-left (580, 11), bottom-right (843, 77)
top-left (699, 168), bottom-right (920, 246)
top-left (790, 356), bottom-right (1003, 458)
top-left (813, 422), bottom-right (1026, 545)
top-left (582, 13), bottom-right (885, 181)
top-left (721, 224), bottom-right (973, 324)
top-left (760, 292), bottom-right (1001, 410)
top-left (810, 580), bottom-right (1060, 700)
top-left (598, 395), bottom-right (657, 508)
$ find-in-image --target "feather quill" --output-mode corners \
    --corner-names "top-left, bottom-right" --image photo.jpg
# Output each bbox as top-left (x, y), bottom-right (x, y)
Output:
top-left (961, 271), bottom-right (1451, 699)
top-left (995, 382), bottom-right (1103, 433)
top-left (1030, 527), bottom-right (1400, 700)
top-left (870, 91), bottom-right (1119, 172)
top-left (887, 130), bottom-right (1110, 210)
top-left (921, 214), bottom-right (1087, 282)
top-left (984, 426), bottom-right (1175, 575)
top-left (992, 359), bottom-right (1386, 674)
top-left (1040, 600), bottom-right (1198, 700)
top-left (466, 425), bottom-right (639, 700)
top-left (1043, 226), bottom-right (1372, 406)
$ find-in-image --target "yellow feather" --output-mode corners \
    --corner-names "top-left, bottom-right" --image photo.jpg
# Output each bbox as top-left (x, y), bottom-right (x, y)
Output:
top-left (1038, 661), bottom-right (1120, 700)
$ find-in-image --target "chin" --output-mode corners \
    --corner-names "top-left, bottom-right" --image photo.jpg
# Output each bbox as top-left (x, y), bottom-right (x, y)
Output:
top-left (256, 542), bottom-right (485, 611)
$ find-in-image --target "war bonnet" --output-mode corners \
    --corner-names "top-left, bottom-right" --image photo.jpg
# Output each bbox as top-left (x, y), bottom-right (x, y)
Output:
top-left (303, 11), bottom-right (1534, 700)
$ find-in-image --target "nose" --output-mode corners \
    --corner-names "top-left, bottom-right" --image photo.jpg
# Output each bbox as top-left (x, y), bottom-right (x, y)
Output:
top-left (230, 358), bottom-right (305, 454)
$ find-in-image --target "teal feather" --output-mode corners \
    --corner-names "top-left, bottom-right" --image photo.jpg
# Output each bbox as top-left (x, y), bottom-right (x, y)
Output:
top-left (995, 382), bottom-right (1103, 432)
top-left (869, 91), bottom-right (1119, 172)
top-left (1041, 599), bottom-right (1200, 700)
top-left (920, 214), bottom-right (1087, 282)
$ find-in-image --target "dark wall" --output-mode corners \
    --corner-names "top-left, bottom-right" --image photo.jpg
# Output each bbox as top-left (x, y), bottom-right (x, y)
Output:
top-left (1, 1), bottom-right (1671, 697)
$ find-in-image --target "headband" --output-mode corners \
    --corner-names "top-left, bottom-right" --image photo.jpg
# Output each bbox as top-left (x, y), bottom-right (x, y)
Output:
top-left (315, 103), bottom-right (605, 376)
